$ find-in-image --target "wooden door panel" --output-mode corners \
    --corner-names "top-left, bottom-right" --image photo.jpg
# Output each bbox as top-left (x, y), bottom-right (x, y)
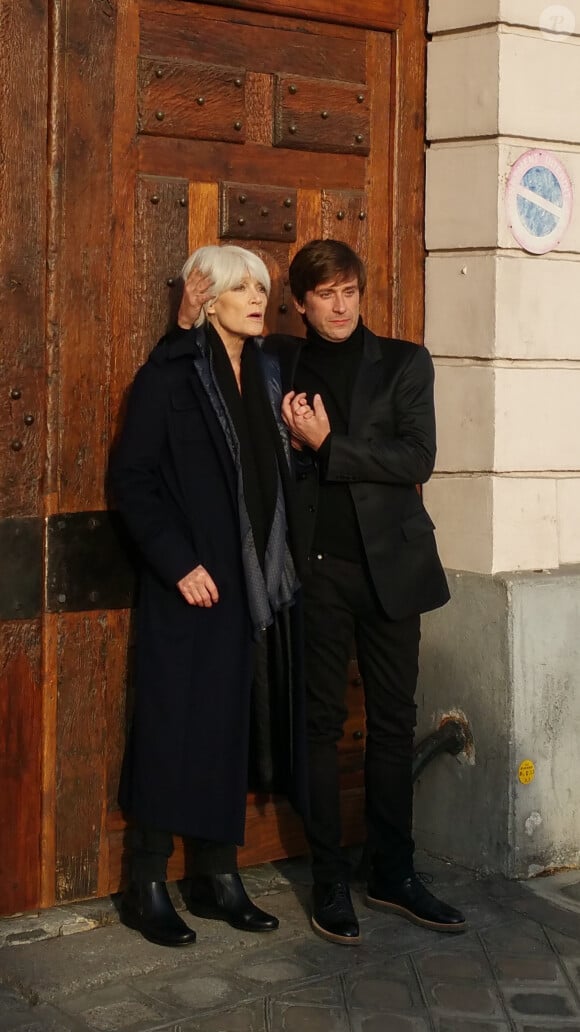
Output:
top-left (138, 58), bottom-right (247, 142)
top-left (273, 75), bottom-right (370, 155)
top-left (219, 183), bottom-right (298, 243)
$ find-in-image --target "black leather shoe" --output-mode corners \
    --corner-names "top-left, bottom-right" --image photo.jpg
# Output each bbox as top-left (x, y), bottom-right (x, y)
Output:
top-left (366, 873), bottom-right (466, 933)
top-left (120, 881), bottom-right (197, 947)
top-left (311, 881), bottom-right (361, 945)
top-left (188, 873), bottom-right (279, 932)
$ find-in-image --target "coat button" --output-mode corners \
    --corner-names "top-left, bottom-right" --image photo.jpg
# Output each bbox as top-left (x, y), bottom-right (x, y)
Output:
top-left (308, 505), bottom-right (315, 513)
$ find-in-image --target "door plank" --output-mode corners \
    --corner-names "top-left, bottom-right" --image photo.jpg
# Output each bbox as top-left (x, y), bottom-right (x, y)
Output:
top-left (0, 0), bottom-right (47, 517)
top-left (134, 175), bottom-right (190, 358)
top-left (139, 137), bottom-right (367, 190)
top-left (0, 624), bottom-right (42, 915)
top-left (157, 0), bottom-right (405, 34)
top-left (54, 2), bottom-right (117, 513)
top-left (364, 31), bottom-right (393, 335)
top-left (390, 0), bottom-right (427, 341)
top-left (321, 189), bottom-right (369, 261)
top-left (140, 4), bottom-right (366, 81)
top-left (56, 613), bottom-right (113, 902)
top-left (0, 0), bottom-right (48, 918)
top-left (188, 182), bottom-right (220, 254)
top-left (245, 72), bottom-right (274, 146)
top-left (110, 0), bottom-right (141, 440)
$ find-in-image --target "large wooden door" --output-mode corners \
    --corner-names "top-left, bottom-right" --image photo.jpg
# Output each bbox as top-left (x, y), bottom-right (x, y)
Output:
top-left (0, 0), bottom-right (426, 915)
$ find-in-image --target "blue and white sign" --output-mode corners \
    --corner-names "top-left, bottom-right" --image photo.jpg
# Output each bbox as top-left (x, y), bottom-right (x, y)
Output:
top-left (505, 149), bottom-right (573, 255)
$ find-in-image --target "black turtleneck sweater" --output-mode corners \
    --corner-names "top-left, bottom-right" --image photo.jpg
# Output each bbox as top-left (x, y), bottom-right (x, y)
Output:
top-left (294, 320), bottom-right (365, 563)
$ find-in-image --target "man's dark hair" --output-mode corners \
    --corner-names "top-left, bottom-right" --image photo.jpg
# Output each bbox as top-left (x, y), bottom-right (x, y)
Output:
top-left (288, 239), bottom-right (367, 303)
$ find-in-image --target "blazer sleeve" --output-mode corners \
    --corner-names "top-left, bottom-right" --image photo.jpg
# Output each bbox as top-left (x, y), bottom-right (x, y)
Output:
top-left (323, 344), bottom-right (437, 486)
top-left (109, 361), bottom-right (199, 587)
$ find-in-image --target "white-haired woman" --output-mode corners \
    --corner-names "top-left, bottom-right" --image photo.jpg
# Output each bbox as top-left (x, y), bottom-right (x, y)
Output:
top-left (110, 245), bottom-right (306, 948)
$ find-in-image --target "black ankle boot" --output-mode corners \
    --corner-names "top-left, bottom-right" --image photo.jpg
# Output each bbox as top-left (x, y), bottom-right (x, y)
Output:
top-left (188, 873), bottom-right (279, 932)
top-left (121, 881), bottom-right (197, 947)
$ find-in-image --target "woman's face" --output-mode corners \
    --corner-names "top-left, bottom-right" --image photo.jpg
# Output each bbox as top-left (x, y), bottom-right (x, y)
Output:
top-left (206, 274), bottom-right (268, 347)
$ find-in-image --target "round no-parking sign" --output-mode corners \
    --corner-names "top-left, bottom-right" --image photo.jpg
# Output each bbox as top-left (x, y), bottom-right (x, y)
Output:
top-left (505, 149), bottom-right (573, 254)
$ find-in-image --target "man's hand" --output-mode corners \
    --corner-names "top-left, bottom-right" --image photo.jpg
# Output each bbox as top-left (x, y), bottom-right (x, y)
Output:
top-left (177, 268), bottom-right (215, 330)
top-left (177, 565), bottom-right (219, 607)
top-left (282, 391), bottom-right (331, 451)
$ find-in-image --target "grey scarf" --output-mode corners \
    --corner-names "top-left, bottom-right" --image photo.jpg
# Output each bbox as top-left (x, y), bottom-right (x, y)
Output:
top-left (193, 327), bottom-right (298, 635)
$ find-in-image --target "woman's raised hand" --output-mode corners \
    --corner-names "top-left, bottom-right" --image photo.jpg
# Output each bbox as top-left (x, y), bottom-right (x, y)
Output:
top-left (177, 268), bottom-right (215, 329)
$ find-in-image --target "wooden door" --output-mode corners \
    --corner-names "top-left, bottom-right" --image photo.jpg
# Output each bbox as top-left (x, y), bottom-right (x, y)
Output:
top-left (0, 0), bottom-right (426, 914)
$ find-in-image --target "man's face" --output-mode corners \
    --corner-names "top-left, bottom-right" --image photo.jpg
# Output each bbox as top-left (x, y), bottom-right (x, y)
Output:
top-left (293, 276), bottom-right (360, 342)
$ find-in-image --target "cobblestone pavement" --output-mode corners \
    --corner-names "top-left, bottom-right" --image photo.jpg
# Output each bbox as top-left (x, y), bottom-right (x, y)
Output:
top-left (1, 853), bottom-right (580, 1031)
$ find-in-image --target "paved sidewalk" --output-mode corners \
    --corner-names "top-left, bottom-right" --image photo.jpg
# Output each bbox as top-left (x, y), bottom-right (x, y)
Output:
top-left (1, 852), bottom-right (580, 1031)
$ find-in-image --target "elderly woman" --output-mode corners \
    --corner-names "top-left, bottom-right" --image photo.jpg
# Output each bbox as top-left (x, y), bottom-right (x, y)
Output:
top-left (110, 245), bottom-right (305, 948)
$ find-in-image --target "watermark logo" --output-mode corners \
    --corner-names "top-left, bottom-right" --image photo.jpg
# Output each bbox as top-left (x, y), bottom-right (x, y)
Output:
top-left (539, 4), bottom-right (576, 38)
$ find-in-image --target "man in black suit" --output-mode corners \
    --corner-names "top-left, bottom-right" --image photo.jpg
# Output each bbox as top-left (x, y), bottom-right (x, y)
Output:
top-left (278, 239), bottom-right (465, 944)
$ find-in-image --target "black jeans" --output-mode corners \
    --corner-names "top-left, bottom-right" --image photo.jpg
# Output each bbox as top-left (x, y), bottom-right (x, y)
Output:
top-left (303, 554), bottom-right (420, 884)
top-left (130, 827), bottom-right (237, 882)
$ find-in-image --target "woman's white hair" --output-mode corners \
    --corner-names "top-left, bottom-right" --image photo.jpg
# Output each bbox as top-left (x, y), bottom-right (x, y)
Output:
top-left (180, 245), bottom-right (271, 328)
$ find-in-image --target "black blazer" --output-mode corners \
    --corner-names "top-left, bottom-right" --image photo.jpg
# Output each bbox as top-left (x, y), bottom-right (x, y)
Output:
top-left (266, 325), bottom-right (450, 620)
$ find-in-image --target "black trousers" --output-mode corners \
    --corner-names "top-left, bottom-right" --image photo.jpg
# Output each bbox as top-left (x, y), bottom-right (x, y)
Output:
top-left (303, 554), bottom-right (420, 884)
top-left (130, 827), bottom-right (238, 882)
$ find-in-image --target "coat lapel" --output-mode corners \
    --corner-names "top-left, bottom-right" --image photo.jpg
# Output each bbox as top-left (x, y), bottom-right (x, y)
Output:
top-left (188, 353), bottom-right (239, 508)
top-left (348, 326), bottom-right (383, 433)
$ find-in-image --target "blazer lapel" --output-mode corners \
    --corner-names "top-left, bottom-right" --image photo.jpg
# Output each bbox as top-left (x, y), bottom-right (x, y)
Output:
top-left (348, 326), bottom-right (383, 433)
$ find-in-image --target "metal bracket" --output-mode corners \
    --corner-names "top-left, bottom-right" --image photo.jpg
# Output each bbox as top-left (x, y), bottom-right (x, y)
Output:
top-left (0, 517), bottom-right (43, 620)
top-left (46, 511), bottom-right (137, 613)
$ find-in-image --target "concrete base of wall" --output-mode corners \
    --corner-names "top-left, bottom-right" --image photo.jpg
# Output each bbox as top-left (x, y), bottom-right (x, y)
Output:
top-left (414, 566), bottom-right (580, 879)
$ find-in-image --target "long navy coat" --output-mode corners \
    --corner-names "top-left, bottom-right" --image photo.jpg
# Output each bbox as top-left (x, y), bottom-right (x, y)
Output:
top-left (110, 328), bottom-right (304, 844)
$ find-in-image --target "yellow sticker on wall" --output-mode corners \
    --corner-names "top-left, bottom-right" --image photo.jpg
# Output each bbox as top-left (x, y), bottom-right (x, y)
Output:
top-left (518, 759), bottom-right (535, 784)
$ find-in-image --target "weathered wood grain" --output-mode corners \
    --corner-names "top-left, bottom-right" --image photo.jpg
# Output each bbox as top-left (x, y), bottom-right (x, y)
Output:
top-left (390, 0), bottom-right (427, 342)
top-left (0, 623), bottom-right (42, 915)
top-left (139, 136), bottom-right (368, 191)
top-left (55, 613), bottom-right (109, 902)
top-left (321, 189), bottom-right (369, 266)
top-left (140, 2), bottom-right (366, 81)
top-left (134, 174), bottom-right (190, 357)
top-left (245, 72), bottom-right (274, 146)
top-left (364, 31), bottom-right (393, 336)
top-left (274, 75), bottom-right (370, 155)
top-left (54, 0), bottom-right (117, 513)
top-left (0, 0), bottom-right (47, 517)
top-left (138, 57), bottom-right (246, 142)
top-left (0, 0), bottom-right (48, 919)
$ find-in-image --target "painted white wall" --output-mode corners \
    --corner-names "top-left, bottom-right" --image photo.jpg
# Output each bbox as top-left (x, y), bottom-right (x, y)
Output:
top-left (421, 0), bottom-right (580, 882)
top-left (427, 254), bottom-right (580, 361)
top-left (429, 0), bottom-right (580, 35)
top-left (428, 27), bottom-right (580, 144)
top-left (426, 3), bottom-right (580, 575)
